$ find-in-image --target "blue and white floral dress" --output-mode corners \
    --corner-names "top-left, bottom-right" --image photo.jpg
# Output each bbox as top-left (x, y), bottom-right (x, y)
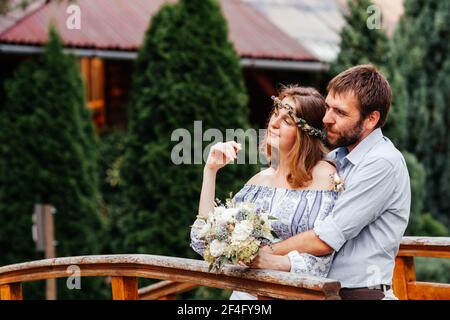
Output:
top-left (190, 184), bottom-right (338, 300)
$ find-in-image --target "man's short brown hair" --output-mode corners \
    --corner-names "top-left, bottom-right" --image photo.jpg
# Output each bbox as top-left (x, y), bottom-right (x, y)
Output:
top-left (327, 64), bottom-right (392, 128)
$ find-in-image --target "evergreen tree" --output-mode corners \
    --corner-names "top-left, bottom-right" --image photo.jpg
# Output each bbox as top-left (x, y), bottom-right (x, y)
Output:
top-left (392, 0), bottom-right (450, 223)
top-left (98, 130), bottom-right (127, 255)
top-left (330, 0), bottom-right (447, 236)
top-left (331, 0), bottom-right (389, 74)
top-left (403, 151), bottom-right (448, 236)
top-left (0, 26), bottom-right (107, 299)
top-left (117, 0), bottom-right (256, 261)
top-left (331, 0), bottom-right (406, 147)
top-left (434, 55), bottom-right (450, 225)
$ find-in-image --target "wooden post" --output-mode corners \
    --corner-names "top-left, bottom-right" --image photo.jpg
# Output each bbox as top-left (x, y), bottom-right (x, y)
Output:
top-left (112, 277), bottom-right (138, 300)
top-left (0, 283), bottom-right (23, 300)
top-left (393, 256), bottom-right (415, 300)
top-left (44, 205), bottom-right (57, 300)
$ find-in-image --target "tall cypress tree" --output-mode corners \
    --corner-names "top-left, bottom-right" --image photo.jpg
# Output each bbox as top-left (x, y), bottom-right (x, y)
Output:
top-left (392, 0), bottom-right (450, 224)
top-left (331, 0), bottom-right (389, 74)
top-left (117, 0), bottom-right (256, 261)
top-left (331, 0), bottom-right (406, 147)
top-left (434, 56), bottom-right (450, 223)
top-left (0, 26), bottom-right (107, 299)
top-left (330, 0), bottom-right (447, 236)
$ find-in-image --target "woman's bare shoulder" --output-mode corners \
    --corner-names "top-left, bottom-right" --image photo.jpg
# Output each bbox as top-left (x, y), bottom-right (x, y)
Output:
top-left (245, 167), bottom-right (274, 186)
top-left (311, 161), bottom-right (336, 190)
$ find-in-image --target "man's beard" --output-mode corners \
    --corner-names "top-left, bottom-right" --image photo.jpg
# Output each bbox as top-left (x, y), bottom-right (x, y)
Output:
top-left (324, 118), bottom-right (365, 149)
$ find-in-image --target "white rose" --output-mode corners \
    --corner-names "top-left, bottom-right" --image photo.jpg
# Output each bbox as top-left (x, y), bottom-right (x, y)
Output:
top-left (237, 203), bottom-right (255, 212)
top-left (221, 208), bottom-right (240, 222)
top-left (231, 220), bottom-right (253, 243)
top-left (209, 240), bottom-right (227, 257)
top-left (214, 206), bottom-right (226, 215)
top-left (198, 222), bottom-right (211, 238)
top-left (209, 206), bottom-right (225, 224)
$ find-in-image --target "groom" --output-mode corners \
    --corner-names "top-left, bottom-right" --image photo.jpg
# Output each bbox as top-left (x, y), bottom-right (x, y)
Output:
top-left (263, 64), bottom-right (411, 300)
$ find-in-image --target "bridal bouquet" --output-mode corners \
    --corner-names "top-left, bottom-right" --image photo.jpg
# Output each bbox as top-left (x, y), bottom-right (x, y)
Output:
top-left (193, 197), bottom-right (279, 272)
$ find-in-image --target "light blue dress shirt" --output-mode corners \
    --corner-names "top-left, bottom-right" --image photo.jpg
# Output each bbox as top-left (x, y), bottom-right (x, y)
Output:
top-left (313, 128), bottom-right (411, 288)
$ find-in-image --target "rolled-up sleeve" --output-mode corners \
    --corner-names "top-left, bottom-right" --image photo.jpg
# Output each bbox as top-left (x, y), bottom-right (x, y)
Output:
top-left (190, 218), bottom-right (206, 257)
top-left (313, 158), bottom-right (396, 251)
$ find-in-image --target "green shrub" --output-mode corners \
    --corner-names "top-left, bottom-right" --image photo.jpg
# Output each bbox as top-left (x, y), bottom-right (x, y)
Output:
top-left (0, 26), bottom-right (107, 299)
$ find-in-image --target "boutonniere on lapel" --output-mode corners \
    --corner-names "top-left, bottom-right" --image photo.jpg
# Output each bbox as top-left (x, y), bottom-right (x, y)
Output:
top-left (330, 173), bottom-right (345, 193)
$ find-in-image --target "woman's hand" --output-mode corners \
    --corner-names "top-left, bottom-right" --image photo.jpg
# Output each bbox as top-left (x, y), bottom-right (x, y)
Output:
top-left (240, 251), bottom-right (291, 272)
top-left (205, 141), bottom-right (241, 172)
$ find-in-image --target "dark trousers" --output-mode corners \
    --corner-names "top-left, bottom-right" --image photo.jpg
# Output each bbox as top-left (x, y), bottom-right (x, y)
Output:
top-left (339, 287), bottom-right (386, 300)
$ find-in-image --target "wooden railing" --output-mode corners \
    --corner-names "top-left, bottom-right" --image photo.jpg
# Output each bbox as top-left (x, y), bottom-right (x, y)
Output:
top-left (141, 236), bottom-right (450, 300)
top-left (393, 236), bottom-right (450, 300)
top-left (138, 280), bottom-right (199, 300)
top-left (0, 254), bottom-right (341, 300)
top-left (1, 237), bottom-right (449, 300)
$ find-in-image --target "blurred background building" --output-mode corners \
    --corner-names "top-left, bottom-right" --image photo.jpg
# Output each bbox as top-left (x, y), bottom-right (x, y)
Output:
top-left (0, 0), bottom-right (402, 131)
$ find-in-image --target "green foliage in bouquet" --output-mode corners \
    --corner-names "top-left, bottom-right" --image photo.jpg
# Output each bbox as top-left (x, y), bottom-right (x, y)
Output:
top-left (117, 0), bottom-right (257, 263)
top-left (0, 25), bottom-right (108, 299)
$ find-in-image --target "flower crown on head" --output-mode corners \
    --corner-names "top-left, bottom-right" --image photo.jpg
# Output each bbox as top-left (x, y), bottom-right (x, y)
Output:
top-left (271, 95), bottom-right (325, 140)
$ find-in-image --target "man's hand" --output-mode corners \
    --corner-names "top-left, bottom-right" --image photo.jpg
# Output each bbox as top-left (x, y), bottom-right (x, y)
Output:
top-left (261, 230), bottom-right (334, 256)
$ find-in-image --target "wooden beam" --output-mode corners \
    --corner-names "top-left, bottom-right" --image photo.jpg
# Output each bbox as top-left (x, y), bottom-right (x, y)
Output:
top-left (393, 256), bottom-right (415, 300)
top-left (112, 276), bottom-right (138, 300)
top-left (138, 281), bottom-right (198, 300)
top-left (44, 205), bottom-right (57, 300)
top-left (0, 283), bottom-right (23, 300)
top-left (80, 57), bottom-right (91, 99)
top-left (397, 247), bottom-right (450, 259)
top-left (407, 282), bottom-right (450, 300)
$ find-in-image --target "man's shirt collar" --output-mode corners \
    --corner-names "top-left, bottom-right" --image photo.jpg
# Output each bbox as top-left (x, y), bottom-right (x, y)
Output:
top-left (329, 128), bottom-right (384, 166)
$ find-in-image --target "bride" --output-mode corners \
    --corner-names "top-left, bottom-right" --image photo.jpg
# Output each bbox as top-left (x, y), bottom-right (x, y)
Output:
top-left (191, 85), bottom-right (338, 299)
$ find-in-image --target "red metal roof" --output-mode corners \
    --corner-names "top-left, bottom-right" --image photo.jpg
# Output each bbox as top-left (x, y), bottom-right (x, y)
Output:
top-left (0, 0), bottom-right (45, 34)
top-left (0, 0), bottom-right (316, 61)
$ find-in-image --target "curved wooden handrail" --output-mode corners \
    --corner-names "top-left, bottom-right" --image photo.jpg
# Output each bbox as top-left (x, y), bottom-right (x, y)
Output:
top-left (393, 236), bottom-right (450, 300)
top-left (3, 237), bottom-right (448, 300)
top-left (0, 254), bottom-right (341, 300)
top-left (398, 236), bottom-right (450, 258)
top-left (141, 237), bottom-right (450, 300)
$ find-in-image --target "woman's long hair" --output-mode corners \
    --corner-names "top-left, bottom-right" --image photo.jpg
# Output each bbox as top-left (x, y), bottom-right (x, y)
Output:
top-left (262, 85), bottom-right (327, 189)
